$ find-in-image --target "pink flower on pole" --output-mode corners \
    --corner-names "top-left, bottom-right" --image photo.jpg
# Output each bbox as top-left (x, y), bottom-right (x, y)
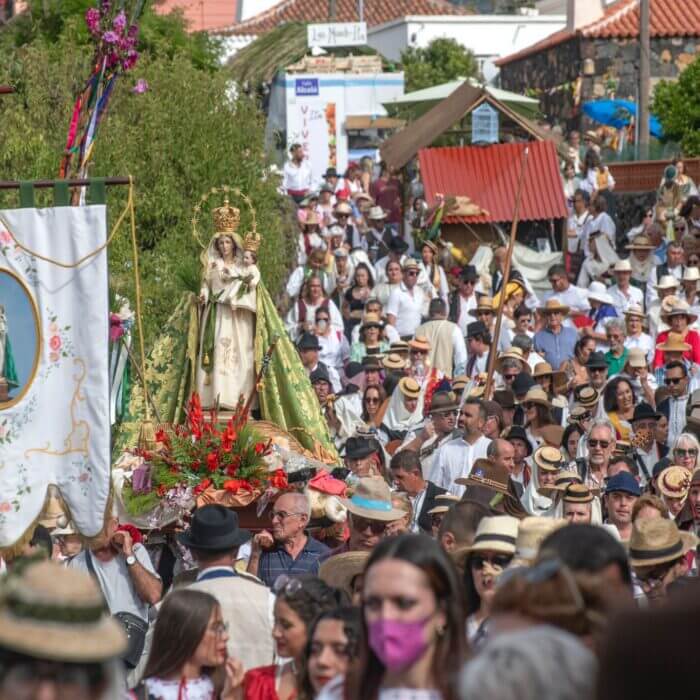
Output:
top-left (102, 30), bottom-right (119, 44)
top-left (85, 7), bottom-right (101, 36)
top-left (113, 10), bottom-right (127, 32)
top-left (132, 79), bottom-right (149, 94)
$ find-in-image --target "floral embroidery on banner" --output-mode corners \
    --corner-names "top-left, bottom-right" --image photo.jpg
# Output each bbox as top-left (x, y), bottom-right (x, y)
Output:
top-left (0, 395), bottom-right (38, 447)
top-left (0, 227), bottom-right (39, 284)
top-left (0, 463), bottom-right (31, 526)
top-left (41, 309), bottom-right (75, 378)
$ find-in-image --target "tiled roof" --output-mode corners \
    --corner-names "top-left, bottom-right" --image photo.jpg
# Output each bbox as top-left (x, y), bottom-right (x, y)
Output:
top-left (497, 0), bottom-right (700, 66)
top-left (222, 0), bottom-right (467, 37)
top-left (419, 141), bottom-right (568, 224)
top-left (153, 0), bottom-right (239, 32)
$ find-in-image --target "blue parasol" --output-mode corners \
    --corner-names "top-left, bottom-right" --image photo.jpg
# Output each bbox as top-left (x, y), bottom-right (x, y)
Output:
top-left (582, 99), bottom-right (664, 139)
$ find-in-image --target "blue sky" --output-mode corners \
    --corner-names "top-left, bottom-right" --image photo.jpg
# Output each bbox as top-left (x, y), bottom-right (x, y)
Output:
top-left (0, 271), bottom-right (38, 398)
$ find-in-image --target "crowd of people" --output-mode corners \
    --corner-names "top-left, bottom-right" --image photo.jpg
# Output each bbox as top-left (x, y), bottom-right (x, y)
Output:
top-left (3, 145), bottom-right (700, 699)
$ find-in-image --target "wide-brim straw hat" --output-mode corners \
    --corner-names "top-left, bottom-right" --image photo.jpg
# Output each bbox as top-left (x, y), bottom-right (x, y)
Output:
top-left (657, 465), bottom-right (692, 500)
top-left (467, 515), bottom-right (519, 555)
top-left (562, 483), bottom-right (594, 503)
top-left (629, 518), bottom-right (699, 568)
top-left (0, 560), bottom-right (126, 662)
top-left (398, 376), bottom-right (421, 399)
top-left (408, 336), bottom-right (431, 353)
top-left (626, 234), bottom-right (655, 250)
top-left (390, 340), bottom-right (410, 356)
top-left (342, 477), bottom-right (406, 522)
top-left (521, 386), bottom-right (551, 408)
top-left (532, 361), bottom-right (566, 382)
top-left (319, 551), bottom-right (369, 597)
top-left (657, 332), bottom-right (692, 352)
top-left (495, 348), bottom-right (530, 375)
top-left (469, 297), bottom-right (495, 316)
top-left (626, 348), bottom-right (648, 368)
top-left (655, 275), bottom-right (679, 291)
top-left (576, 386), bottom-right (600, 408)
top-left (360, 312), bottom-right (383, 331)
top-left (382, 352), bottom-right (408, 370)
top-left (510, 516), bottom-right (567, 567)
top-left (452, 375), bottom-right (469, 391)
top-left (624, 304), bottom-right (646, 319)
top-left (533, 445), bottom-right (565, 472)
top-left (661, 301), bottom-right (698, 324)
top-left (455, 458), bottom-right (510, 497)
top-left (539, 298), bottom-right (570, 315)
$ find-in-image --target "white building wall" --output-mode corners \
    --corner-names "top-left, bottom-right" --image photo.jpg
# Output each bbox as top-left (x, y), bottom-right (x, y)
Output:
top-left (368, 15), bottom-right (566, 83)
top-left (238, 0), bottom-right (280, 22)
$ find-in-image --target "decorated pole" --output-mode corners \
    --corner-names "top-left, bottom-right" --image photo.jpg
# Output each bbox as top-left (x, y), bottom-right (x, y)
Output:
top-left (483, 147), bottom-right (530, 400)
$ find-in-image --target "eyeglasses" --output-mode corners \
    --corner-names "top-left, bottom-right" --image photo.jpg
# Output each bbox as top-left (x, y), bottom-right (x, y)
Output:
top-left (405, 270), bottom-right (418, 276)
top-left (666, 377), bottom-right (685, 385)
top-left (523, 402), bottom-right (536, 410)
top-left (588, 439), bottom-right (610, 448)
top-left (273, 574), bottom-right (303, 596)
top-left (477, 310), bottom-right (493, 317)
top-left (352, 515), bottom-right (387, 534)
top-left (635, 562), bottom-right (677, 586)
top-left (607, 334), bottom-right (623, 341)
top-left (589, 367), bottom-right (606, 373)
top-left (470, 553), bottom-right (513, 570)
top-left (410, 349), bottom-right (427, 356)
top-left (674, 448), bottom-right (698, 457)
top-left (269, 510), bottom-right (305, 522)
top-left (365, 397), bottom-right (380, 404)
top-left (503, 374), bottom-right (518, 381)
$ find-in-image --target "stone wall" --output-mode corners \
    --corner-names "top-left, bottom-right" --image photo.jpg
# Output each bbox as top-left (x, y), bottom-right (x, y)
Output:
top-left (613, 191), bottom-right (657, 246)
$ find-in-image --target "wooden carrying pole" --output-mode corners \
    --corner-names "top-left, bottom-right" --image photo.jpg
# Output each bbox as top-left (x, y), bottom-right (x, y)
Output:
top-left (484, 147), bottom-right (530, 399)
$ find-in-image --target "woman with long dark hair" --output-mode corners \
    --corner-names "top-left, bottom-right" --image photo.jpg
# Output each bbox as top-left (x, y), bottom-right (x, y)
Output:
top-left (361, 384), bottom-right (387, 427)
top-left (318, 534), bottom-right (466, 700)
top-left (298, 607), bottom-right (362, 700)
top-left (562, 336), bottom-right (596, 391)
top-left (131, 589), bottom-right (241, 699)
top-left (603, 376), bottom-right (636, 441)
top-left (343, 262), bottom-right (374, 340)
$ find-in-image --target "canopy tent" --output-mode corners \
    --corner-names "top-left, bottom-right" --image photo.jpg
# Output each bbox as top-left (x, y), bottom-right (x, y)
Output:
top-left (384, 78), bottom-right (540, 120)
top-left (582, 99), bottom-right (664, 139)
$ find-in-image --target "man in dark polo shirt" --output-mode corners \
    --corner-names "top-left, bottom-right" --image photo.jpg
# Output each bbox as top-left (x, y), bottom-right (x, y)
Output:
top-left (247, 491), bottom-right (330, 588)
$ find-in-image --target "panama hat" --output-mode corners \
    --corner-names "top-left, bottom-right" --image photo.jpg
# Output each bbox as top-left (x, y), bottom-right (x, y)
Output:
top-left (521, 386), bottom-right (551, 408)
top-left (657, 332), bottom-right (692, 352)
top-left (588, 281), bottom-right (614, 306)
top-left (613, 259), bottom-right (633, 273)
top-left (509, 516), bottom-right (567, 567)
top-left (398, 376), bottom-right (421, 399)
top-left (452, 375), bottom-right (469, 391)
top-left (657, 465), bottom-right (692, 500)
top-left (626, 348), bottom-right (648, 369)
top-left (333, 201), bottom-right (353, 216)
top-left (421, 239), bottom-right (438, 254)
top-left (427, 504), bottom-right (450, 516)
top-left (319, 551), bottom-right (369, 597)
top-left (360, 312), bottom-right (383, 332)
top-left (495, 347), bottom-right (530, 375)
top-left (408, 336), bottom-right (431, 353)
top-left (539, 297), bottom-right (570, 315)
top-left (624, 303), bottom-right (646, 319)
top-left (469, 296), bottom-right (495, 316)
top-left (367, 206), bottom-right (387, 220)
top-left (382, 352), bottom-right (408, 371)
top-left (683, 267), bottom-right (700, 283)
top-left (533, 445), bottom-right (564, 472)
top-left (342, 477), bottom-right (406, 521)
top-left (626, 234), bottom-right (655, 250)
top-left (629, 518), bottom-right (699, 568)
top-left (467, 515), bottom-right (519, 555)
top-left (655, 275), bottom-right (680, 291)
top-left (532, 361), bottom-right (566, 383)
top-left (402, 258), bottom-right (419, 272)
top-left (0, 560), bottom-right (126, 662)
top-left (390, 340), bottom-right (410, 356)
top-left (661, 300), bottom-right (699, 324)
top-left (435, 493), bottom-right (460, 503)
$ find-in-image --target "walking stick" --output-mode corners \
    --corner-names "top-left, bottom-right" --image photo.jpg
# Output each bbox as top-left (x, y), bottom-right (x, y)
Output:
top-left (483, 147), bottom-right (530, 400)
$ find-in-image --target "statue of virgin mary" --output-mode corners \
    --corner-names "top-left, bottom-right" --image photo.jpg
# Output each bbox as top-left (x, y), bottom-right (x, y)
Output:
top-left (0, 304), bottom-right (19, 395)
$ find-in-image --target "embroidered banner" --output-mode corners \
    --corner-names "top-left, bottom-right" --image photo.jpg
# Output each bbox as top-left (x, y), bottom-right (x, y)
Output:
top-left (0, 205), bottom-right (109, 547)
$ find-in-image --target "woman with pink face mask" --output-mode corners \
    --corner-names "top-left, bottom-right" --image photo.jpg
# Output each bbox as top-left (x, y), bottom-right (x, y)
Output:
top-left (317, 534), bottom-right (466, 700)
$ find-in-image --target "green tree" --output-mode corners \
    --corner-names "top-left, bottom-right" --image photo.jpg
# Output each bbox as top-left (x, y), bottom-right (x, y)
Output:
top-left (0, 6), bottom-right (294, 345)
top-left (653, 56), bottom-right (700, 156)
top-left (401, 37), bottom-right (480, 93)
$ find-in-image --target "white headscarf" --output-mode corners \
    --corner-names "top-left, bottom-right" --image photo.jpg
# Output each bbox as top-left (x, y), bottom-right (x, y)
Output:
top-left (520, 462), bottom-right (554, 516)
top-left (544, 492), bottom-right (603, 524)
top-left (381, 385), bottom-right (424, 433)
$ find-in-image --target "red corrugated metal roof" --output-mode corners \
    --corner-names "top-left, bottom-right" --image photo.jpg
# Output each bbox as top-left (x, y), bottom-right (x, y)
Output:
top-left (419, 141), bottom-right (568, 224)
top-left (222, 0), bottom-right (467, 36)
top-left (153, 0), bottom-right (238, 32)
top-left (497, 0), bottom-right (700, 66)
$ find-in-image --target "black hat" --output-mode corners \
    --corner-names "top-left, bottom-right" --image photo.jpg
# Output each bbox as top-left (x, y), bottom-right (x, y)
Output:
top-left (362, 354), bottom-right (383, 371)
top-left (493, 389), bottom-right (516, 410)
top-left (310, 366), bottom-right (331, 385)
top-left (460, 265), bottom-right (478, 282)
top-left (388, 237), bottom-right (409, 254)
top-left (586, 351), bottom-right (608, 369)
top-left (297, 332), bottom-right (321, 351)
top-left (345, 361), bottom-right (363, 379)
top-left (632, 402), bottom-right (660, 422)
top-left (503, 425), bottom-right (533, 455)
top-left (512, 372), bottom-right (535, 398)
top-left (466, 321), bottom-right (488, 338)
top-left (345, 436), bottom-right (380, 459)
top-left (177, 504), bottom-right (251, 550)
top-left (324, 167), bottom-right (339, 179)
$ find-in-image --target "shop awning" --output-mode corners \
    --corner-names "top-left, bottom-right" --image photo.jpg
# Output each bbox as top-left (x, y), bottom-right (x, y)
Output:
top-left (419, 140), bottom-right (568, 224)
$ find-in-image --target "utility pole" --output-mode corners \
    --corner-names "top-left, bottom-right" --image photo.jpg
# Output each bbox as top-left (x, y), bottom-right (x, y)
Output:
top-left (638, 0), bottom-right (650, 160)
top-left (329, 0), bottom-right (336, 20)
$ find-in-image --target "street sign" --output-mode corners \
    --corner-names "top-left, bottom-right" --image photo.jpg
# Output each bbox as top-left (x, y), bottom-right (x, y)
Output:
top-left (307, 22), bottom-right (368, 48)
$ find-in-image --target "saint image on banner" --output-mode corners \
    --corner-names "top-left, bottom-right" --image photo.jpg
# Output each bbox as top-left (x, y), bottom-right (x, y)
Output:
top-left (0, 303), bottom-right (19, 392)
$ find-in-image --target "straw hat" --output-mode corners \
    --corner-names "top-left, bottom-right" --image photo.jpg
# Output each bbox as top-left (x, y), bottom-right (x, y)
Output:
top-left (408, 336), bottom-right (431, 353)
top-left (382, 352), bottom-right (408, 371)
top-left (682, 267), bottom-right (700, 283)
top-left (657, 465), bottom-right (692, 500)
top-left (626, 348), bottom-right (648, 369)
top-left (575, 385), bottom-right (600, 409)
top-left (421, 240), bottom-right (438, 254)
top-left (398, 376), bottom-right (421, 399)
top-left (533, 445), bottom-right (565, 472)
top-left (521, 386), bottom-right (551, 408)
top-left (562, 483), bottom-right (594, 504)
top-left (305, 210), bottom-right (321, 227)
top-left (552, 470), bottom-right (583, 491)
top-left (467, 515), bottom-right (519, 555)
top-left (469, 296), bottom-right (495, 316)
top-left (510, 516), bottom-right (567, 567)
top-left (539, 298), bottom-right (570, 315)
top-left (342, 477), bottom-right (406, 521)
top-left (368, 206), bottom-right (387, 220)
top-left (452, 375), bottom-right (469, 391)
top-left (455, 458), bottom-right (510, 496)
top-left (389, 340), bottom-right (410, 356)
top-left (402, 258), bottom-right (419, 272)
top-left (624, 303), bottom-right (645, 319)
top-left (661, 300), bottom-right (698, 324)
top-left (613, 259), bottom-right (633, 273)
top-left (360, 313), bottom-right (383, 332)
top-left (435, 493), bottom-right (460, 503)
top-left (656, 276), bottom-right (680, 293)
top-left (427, 505), bottom-right (450, 516)
top-left (495, 348), bottom-right (530, 375)
top-left (0, 560), bottom-right (126, 662)
top-left (319, 551), bottom-right (369, 597)
top-left (629, 518), bottom-right (699, 568)
top-left (540, 424), bottom-right (565, 448)
top-left (657, 332), bottom-right (692, 352)
top-left (532, 361), bottom-right (566, 382)
top-left (588, 281), bottom-right (614, 306)
top-left (626, 234), bottom-right (655, 250)
top-left (334, 201), bottom-right (353, 216)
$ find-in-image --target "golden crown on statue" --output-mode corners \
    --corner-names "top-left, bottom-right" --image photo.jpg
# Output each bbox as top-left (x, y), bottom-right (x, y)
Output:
top-left (212, 197), bottom-right (241, 234)
top-left (243, 229), bottom-right (261, 253)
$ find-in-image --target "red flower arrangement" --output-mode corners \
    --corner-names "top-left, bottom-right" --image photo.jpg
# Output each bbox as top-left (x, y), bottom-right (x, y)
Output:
top-left (123, 393), bottom-right (288, 517)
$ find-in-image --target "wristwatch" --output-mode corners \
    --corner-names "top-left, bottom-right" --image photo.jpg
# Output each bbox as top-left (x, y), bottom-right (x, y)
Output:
top-left (125, 554), bottom-right (137, 567)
